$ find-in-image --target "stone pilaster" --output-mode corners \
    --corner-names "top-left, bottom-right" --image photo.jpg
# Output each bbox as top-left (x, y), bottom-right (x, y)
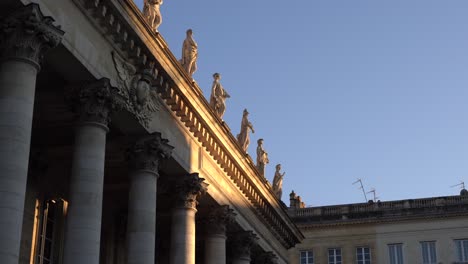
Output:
top-left (170, 173), bottom-right (208, 264)
top-left (0, 4), bottom-right (63, 264)
top-left (229, 231), bottom-right (258, 264)
top-left (63, 78), bottom-right (115, 264)
top-left (201, 205), bottom-right (236, 264)
top-left (126, 133), bottom-right (173, 264)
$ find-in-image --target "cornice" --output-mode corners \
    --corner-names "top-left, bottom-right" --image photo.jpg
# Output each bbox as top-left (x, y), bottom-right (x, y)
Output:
top-left (291, 195), bottom-right (468, 229)
top-left (71, 0), bottom-right (303, 248)
top-left (296, 211), bottom-right (468, 230)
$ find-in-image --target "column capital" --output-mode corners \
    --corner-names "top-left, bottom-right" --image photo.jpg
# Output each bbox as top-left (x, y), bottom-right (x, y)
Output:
top-left (229, 230), bottom-right (258, 260)
top-left (0, 3), bottom-right (64, 70)
top-left (255, 251), bottom-right (279, 264)
top-left (127, 132), bottom-right (173, 173)
top-left (174, 173), bottom-right (208, 209)
top-left (67, 78), bottom-right (117, 126)
top-left (200, 205), bottom-right (236, 235)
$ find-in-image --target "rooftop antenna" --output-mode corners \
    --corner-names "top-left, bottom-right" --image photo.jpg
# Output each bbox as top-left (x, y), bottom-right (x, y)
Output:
top-left (451, 181), bottom-right (465, 190)
top-left (366, 188), bottom-right (378, 202)
top-left (353, 178), bottom-right (367, 202)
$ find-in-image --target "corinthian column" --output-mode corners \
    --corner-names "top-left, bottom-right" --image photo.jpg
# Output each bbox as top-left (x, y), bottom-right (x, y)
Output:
top-left (0, 4), bottom-right (64, 264)
top-left (202, 205), bottom-right (236, 264)
top-left (229, 231), bottom-right (258, 264)
top-left (126, 133), bottom-right (173, 264)
top-left (63, 78), bottom-right (115, 264)
top-left (170, 173), bottom-right (208, 264)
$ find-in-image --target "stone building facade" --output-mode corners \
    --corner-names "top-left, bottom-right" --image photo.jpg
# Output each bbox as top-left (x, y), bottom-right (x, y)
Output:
top-left (288, 191), bottom-right (468, 264)
top-left (0, 1), bottom-right (303, 264)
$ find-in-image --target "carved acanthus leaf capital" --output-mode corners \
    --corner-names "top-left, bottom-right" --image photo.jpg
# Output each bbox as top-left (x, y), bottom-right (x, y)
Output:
top-left (67, 78), bottom-right (117, 126)
top-left (200, 205), bottom-right (236, 235)
top-left (0, 3), bottom-right (64, 69)
top-left (229, 230), bottom-right (258, 259)
top-left (255, 251), bottom-right (279, 264)
top-left (174, 173), bottom-right (208, 209)
top-left (127, 132), bottom-right (173, 173)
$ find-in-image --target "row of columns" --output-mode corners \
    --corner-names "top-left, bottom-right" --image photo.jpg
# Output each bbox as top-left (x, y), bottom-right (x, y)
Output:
top-left (0, 4), bottom-right (280, 264)
top-left (0, 4), bottom-right (65, 264)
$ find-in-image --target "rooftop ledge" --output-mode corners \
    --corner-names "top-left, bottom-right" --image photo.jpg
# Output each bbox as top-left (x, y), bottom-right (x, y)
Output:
top-left (289, 192), bottom-right (468, 226)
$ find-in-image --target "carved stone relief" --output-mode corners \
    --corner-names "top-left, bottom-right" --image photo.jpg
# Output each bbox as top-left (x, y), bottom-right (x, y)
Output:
top-left (112, 51), bottom-right (161, 128)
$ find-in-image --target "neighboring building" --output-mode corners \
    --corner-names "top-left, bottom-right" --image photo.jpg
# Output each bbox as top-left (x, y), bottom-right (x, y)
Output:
top-left (288, 190), bottom-right (468, 264)
top-left (0, 0), bottom-right (303, 264)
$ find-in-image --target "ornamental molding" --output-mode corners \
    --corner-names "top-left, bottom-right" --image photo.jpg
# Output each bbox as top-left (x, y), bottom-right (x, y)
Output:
top-left (71, 0), bottom-right (303, 248)
top-left (0, 3), bottom-right (64, 69)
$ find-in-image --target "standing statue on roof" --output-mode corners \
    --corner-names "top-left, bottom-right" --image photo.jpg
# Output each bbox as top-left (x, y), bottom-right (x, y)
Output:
top-left (272, 164), bottom-right (285, 200)
top-left (256, 139), bottom-right (269, 178)
top-left (237, 109), bottom-right (255, 152)
top-left (209, 73), bottom-right (230, 119)
top-left (143, 0), bottom-right (163, 31)
top-left (180, 29), bottom-right (198, 77)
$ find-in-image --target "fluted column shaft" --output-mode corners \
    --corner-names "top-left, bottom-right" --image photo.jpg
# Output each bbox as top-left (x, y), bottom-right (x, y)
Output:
top-left (170, 173), bottom-right (207, 264)
top-left (0, 4), bottom-right (63, 264)
top-left (63, 78), bottom-right (114, 264)
top-left (126, 133), bottom-right (173, 264)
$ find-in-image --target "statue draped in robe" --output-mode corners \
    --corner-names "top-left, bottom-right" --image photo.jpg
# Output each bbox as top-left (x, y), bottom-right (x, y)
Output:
top-left (256, 139), bottom-right (269, 177)
top-left (143, 0), bottom-right (163, 31)
top-left (209, 73), bottom-right (230, 119)
top-left (180, 29), bottom-right (198, 77)
top-left (272, 164), bottom-right (285, 200)
top-left (236, 109), bottom-right (254, 152)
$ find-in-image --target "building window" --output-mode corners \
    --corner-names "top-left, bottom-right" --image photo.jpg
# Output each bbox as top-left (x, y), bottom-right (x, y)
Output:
top-left (300, 250), bottom-right (314, 264)
top-left (455, 239), bottom-right (468, 262)
top-left (420, 241), bottom-right (437, 264)
top-left (328, 248), bottom-right (342, 264)
top-left (388, 244), bottom-right (404, 264)
top-left (356, 247), bottom-right (371, 264)
top-left (31, 198), bottom-right (67, 264)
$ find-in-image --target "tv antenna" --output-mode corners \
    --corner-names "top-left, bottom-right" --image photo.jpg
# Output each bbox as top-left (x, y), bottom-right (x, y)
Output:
top-left (367, 188), bottom-right (378, 202)
top-left (451, 181), bottom-right (465, 190)
top-left (353, 179), bottom-right (367, 202)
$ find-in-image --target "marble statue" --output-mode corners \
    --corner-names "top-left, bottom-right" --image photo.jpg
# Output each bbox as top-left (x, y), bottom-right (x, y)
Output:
top-left (236, 109), bottom-right (254, 152)
top-left (209, 73), bottom-right (230, 119)
top-left (143, 0), bottom-right (163, 31)
top-left (256, 139), bottom-right (269, 177)
top-left (272, 164), bottom-right (285, 200)
top-left (180, 29), bottom-right (198, 77)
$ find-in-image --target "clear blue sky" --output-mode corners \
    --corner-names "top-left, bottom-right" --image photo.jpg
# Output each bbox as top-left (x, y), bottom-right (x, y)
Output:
top-left (135, 0), bottom-right (468, 206)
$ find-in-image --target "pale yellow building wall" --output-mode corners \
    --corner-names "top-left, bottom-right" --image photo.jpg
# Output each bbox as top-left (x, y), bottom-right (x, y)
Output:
top-left (375, 218), bottom-right (468, 264)
top-left (290, 224), bottom-right (377, 264)
top-left (291, 217), bottom-right (468, 264)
